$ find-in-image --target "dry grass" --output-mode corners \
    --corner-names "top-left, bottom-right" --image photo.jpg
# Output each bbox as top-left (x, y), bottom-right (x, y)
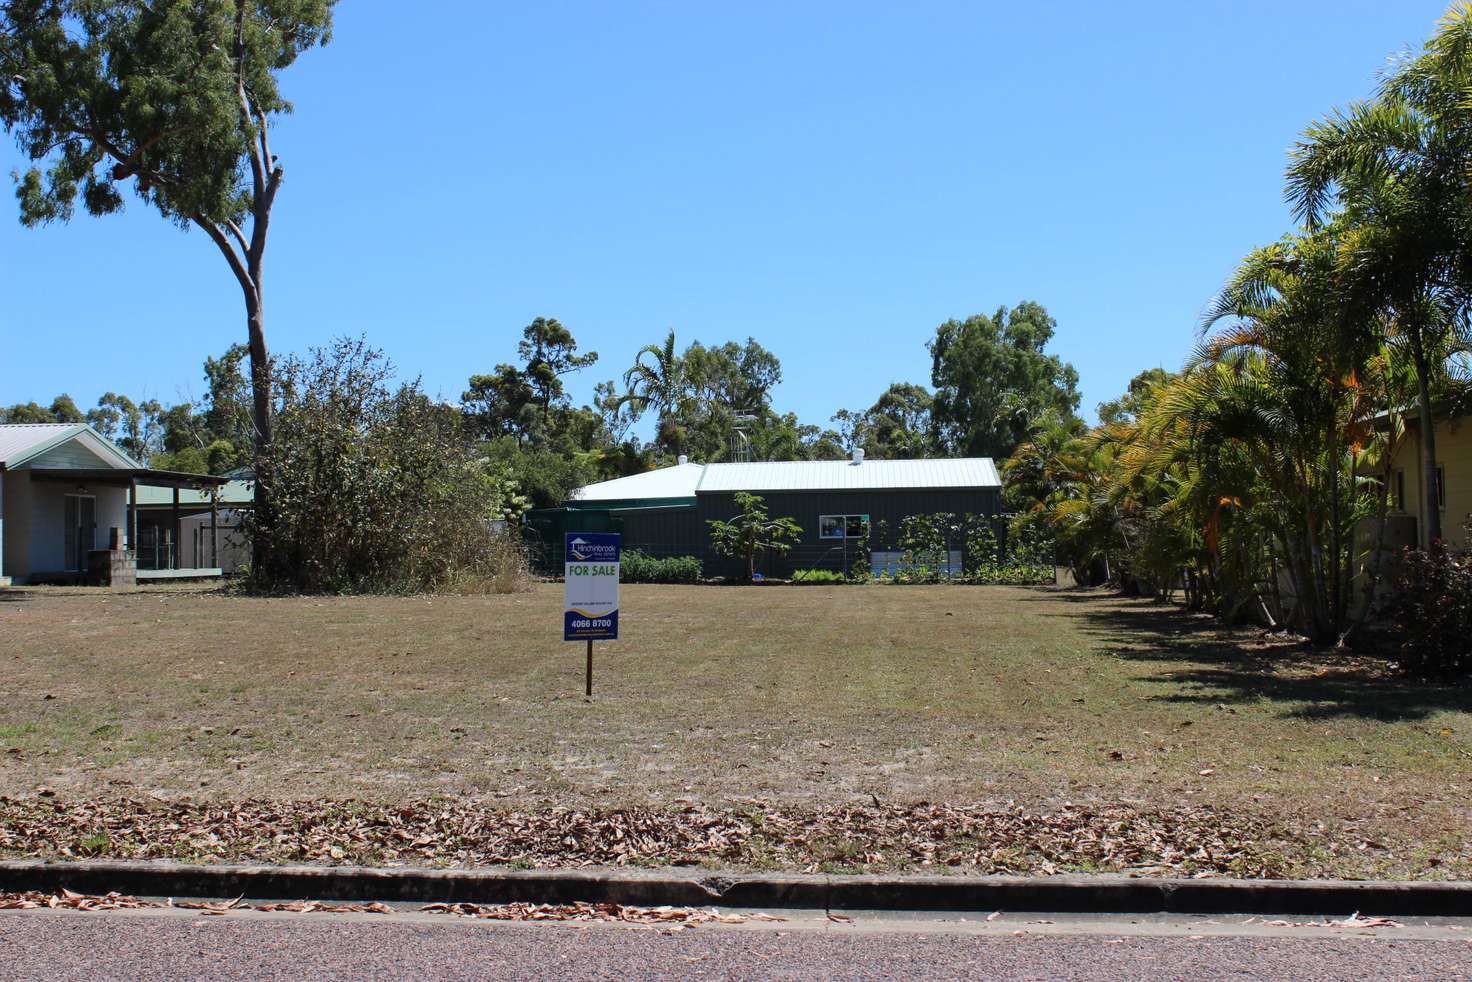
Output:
top-left (0, 583), bottom-right (1468, 876)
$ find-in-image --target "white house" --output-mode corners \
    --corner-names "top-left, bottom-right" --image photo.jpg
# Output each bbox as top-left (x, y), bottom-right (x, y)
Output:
top-left (0, 423), bottom-right (228, 585)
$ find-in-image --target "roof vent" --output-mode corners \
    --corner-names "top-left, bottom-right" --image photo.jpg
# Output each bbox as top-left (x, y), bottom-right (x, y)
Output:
top-left (852, 447), bottom-right (865, 464)
top-left (677, 454), bottom-right (689, 466)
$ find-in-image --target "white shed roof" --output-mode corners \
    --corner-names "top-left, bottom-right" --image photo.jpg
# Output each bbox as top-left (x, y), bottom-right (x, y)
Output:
top-left (571, 456), bottom-right (999, 501)
top-left (571, 462), bottom-right (705, 501)
top-left (696, 457), bottom-right (1001, 493)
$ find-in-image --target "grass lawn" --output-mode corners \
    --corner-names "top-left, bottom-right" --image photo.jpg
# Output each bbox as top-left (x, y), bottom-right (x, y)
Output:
top-left (0, 583), bottom-right (1468, 878)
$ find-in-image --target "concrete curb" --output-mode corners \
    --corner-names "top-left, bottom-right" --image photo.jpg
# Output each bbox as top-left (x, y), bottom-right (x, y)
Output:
top-left (1, 860), bottom-right (1470, 916)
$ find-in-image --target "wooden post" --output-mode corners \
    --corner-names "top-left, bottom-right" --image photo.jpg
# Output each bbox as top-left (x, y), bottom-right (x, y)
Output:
top-left (211, 493), bottom-right (219, 568)
top-left (171, 485), bottom-right (181, 571)
top-left (126, 478), bottom-right (136, 552)
top-left (585, 639), bottom-right (594, 698)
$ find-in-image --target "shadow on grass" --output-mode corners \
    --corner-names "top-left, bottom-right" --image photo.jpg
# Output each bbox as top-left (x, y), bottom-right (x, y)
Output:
top-left (1017, 588), bottom-right (1472, 723)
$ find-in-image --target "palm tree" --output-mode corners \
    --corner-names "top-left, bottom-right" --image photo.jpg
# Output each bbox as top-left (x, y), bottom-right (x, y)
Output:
top-left (1285, 4), bottom-right (1472, 545)
top-left (619, 330), bottom-right (698, 458)
top-left (1199, 232), bottom-right (1380, 632)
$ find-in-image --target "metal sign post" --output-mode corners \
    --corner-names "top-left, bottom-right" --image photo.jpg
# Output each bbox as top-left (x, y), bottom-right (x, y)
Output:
top-left (564, 532), bottom-right (620, 696)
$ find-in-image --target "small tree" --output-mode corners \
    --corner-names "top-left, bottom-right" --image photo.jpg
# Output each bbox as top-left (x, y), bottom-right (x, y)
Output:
top-left (706, 492), bottom-right (801, 583)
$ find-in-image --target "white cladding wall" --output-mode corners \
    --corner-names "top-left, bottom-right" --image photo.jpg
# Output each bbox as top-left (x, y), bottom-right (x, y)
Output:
top-left (15, 476), bottom-right (127, 577)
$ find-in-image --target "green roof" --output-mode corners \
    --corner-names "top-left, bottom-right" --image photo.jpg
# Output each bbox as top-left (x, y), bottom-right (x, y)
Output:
top-left (134, 478), bottom-right (254, 508)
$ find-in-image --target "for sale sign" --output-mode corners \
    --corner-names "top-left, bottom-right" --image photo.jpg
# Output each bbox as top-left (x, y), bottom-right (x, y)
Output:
top-left (564, 532), bottom-right (620, 640)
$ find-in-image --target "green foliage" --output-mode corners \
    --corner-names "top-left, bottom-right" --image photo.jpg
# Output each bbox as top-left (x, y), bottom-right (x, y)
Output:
top-left (832, 383), bottom-right (934, 460)
top-left (1284, 4), bottom-right (1472, 546)
top-left (620, 329), bottom-right (698, 458)
top-left (706, 491), bottom-right (803, 583)
top-left (791, 568), bottom-right (846, 584)
top-left (1000, 229), bottom-right (1414, 638)
top-left (2, 348), bottom-right (254, 475)
top-left (518, 317), bottom-right (598, 421)
top-left (1385, 536), bottom-right (1472, 680)
top-left (200, 344), bottom-right (256, 467)
top-left (3, 0), bottom-right (340, 555)
top-left (610, 332), bottom-right (842, 464)
top-left (685, 338), bottom-right (781, 415)
top-left (0, 401), bottom-right (56, 423)
top-left (462, 317), bottom-right (635, 506)
top-left (1, 0), bottom-right (334, 230)
top-left (248, 338), bottom-right (528, 594)
top-left (463, 317), bottom-right (599, 446)
top-left (928, 302), bottom-right (1081, 460)
top-left (864, 512), bottom-right (1051, 585)
top-left (1096, 368), bottom-right (1174, 427)
top-left (967, 518), bottom-right (1055, 585)
top-left (480, 437), bottom-right (593, 511)
top-left (620, 550), bottom-right (701, 584)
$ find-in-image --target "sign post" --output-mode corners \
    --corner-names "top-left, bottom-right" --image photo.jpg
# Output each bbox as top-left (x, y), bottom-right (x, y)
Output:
top-left (564, 532), bottom-right (620, 696)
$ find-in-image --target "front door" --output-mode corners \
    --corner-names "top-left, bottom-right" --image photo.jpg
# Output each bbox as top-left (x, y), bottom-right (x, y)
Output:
top-left (64, 494), bottom-right (96, 572)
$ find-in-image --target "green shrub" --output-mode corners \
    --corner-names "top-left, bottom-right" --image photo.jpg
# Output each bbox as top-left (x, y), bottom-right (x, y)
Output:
top-left (1385, 542), bottom-right (1472, 681)
top-left (246, 339), bottom-right (530, 594)
top-left (621, 550), bottom-right (702, 584)
top-left (791, 568), bottom-right (846, 584)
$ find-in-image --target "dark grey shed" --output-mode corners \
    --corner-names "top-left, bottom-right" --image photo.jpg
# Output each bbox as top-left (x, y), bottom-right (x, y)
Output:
top-left (546, 454), bottom-right (1002, 580)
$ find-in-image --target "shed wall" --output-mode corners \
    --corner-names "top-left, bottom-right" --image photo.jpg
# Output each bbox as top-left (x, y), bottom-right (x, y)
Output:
top-left (610, 505), bottom-right (703, 559)
top-left (696, 487), bottom-right (1000, 579)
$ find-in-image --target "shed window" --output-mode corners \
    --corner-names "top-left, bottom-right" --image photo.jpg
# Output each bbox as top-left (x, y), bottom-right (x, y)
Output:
top-left (820, 514), bottom-right (869, 539)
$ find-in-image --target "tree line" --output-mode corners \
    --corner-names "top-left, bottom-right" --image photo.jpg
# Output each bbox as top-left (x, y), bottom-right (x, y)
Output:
top-left (0, 2), bottom-right (1082, 584)
top-left (4, 301), bottom-right (1082, 515)
top-left (1007, 5), bottom-right (1472, 671)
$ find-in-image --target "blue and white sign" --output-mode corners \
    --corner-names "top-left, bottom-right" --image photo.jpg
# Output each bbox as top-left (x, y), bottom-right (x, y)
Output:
top-left (564, 532), bottom-right (620, 641)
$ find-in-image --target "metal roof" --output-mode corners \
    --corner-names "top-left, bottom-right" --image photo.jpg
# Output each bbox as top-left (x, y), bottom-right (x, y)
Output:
top-left (571, 462), bottom-right (705, 501)
top-left (134, 478), bottom-right (254, 507)
top-left (0, 423), bottom-right (140, 469)
top-left (695, 457), bottom-right (1001, 493)
top-left (572, 456), bottom-right (999, 501)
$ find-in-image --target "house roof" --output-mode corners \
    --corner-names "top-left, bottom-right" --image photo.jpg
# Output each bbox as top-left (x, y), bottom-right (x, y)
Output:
top-left (0, 424), bottom-right (229, 489)
top-left (572, 456), bottom-right (1000, 501)
top-left (571, 462), bottom-right (705, 501)
top-left (0, 423), bottom-right (140, 470)
top-left (134, 478), bottom-right (255, 508)
top-left (695, 457), bottom-right (1001, 493)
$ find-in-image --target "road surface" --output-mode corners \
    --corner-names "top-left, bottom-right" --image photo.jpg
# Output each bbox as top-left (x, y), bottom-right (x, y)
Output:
top-left (2, 907), bottom-right (1469, 980)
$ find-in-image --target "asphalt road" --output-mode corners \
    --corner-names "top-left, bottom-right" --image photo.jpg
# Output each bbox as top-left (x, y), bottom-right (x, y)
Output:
top-left (2, 909), bottom-right (1471, 981)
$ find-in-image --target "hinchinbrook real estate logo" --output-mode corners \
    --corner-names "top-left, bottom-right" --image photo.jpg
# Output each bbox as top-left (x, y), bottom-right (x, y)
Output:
top-left (567, 536), bottom-right (617, 562)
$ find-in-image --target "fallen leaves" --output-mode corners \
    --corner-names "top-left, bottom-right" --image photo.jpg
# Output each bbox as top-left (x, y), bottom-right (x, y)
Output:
top-left (419, 901), bottom-right (772, 931)
top-left (171, 897), bottom-right (394, 915)
top-left (0, 794), bottom-right (1393, 880)
top-left (0, 890), bottom-right (398, 918)
top-left (0, 888), bottom-right (151, 911)
top-left (1252, 912), bottom-right (1403, 930)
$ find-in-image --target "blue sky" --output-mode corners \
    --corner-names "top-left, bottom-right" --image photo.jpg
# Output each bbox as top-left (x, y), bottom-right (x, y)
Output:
top-left (0, 1), bottom-right (1453, 433)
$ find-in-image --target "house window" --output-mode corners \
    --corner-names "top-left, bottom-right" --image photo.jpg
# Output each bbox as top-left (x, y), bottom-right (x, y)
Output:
top-left (819, 514), bottom-right (869, 539)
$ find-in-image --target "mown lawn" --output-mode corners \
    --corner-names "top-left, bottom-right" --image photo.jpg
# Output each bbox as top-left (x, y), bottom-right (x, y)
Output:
top-left (0, 582), bottom-right (1468, 877)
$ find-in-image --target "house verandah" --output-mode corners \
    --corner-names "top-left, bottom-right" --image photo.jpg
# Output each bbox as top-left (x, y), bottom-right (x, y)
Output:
top-left (0, 423), bottom-right (228, 586)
